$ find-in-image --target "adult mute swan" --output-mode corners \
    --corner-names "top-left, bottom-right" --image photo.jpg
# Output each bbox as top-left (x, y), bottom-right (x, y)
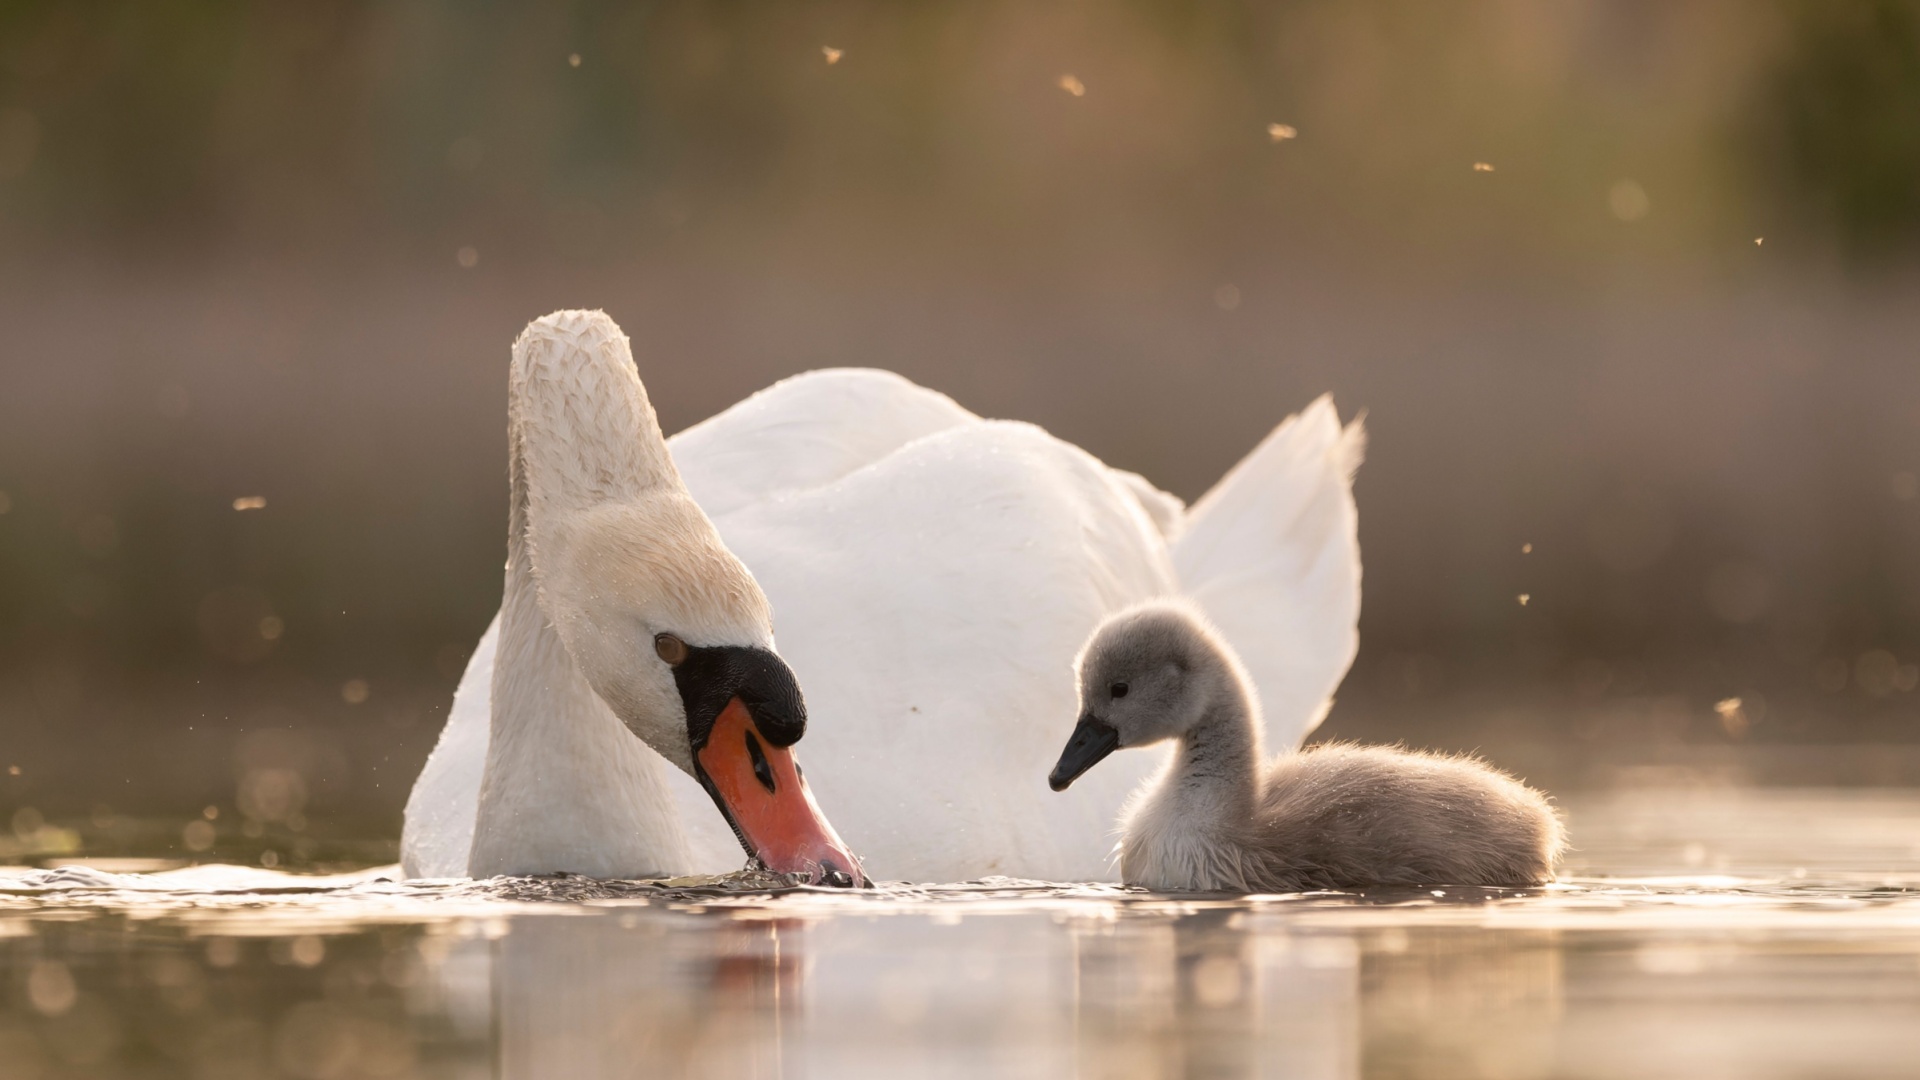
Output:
top-left (404, 310), bottom-right (1364, 883)
top-left (448, 310), bottom-right (861, 885)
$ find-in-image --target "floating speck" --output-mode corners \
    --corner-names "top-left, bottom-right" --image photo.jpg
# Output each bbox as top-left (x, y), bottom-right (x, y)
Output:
top-left (1267, 123), bottom-right (1297, 142)
top-left (1473, 162), bottom-right (1495, 172)
top-left (182, 819), bottom-right (215, 852)
top-left (1755, 237), bottom-right (1764, 246)
top-left (232, 496), bottom-right (266, 511)
top-left (26, 960), bottom-right (75, 1017)
top-left (1609, 179), bottom-right (1650, 222)
top-left (289, 935), bottom-right (325, 966)
top-left (1715, 697), bottom-right (1750, 739)
top-left (568, 53), bottom-right (582, 68)
top-left (1058, 74), bottom-right (1085, 97)
top-left (1517, 593), bottom-right (1530, 606)
top-left (822, 46), bottom-right (843, 65)
top-left (341, 678), bottom-right (371, 705)
top-left (1213, 284), bottom-right (1242, 310)
top-left (1190, 955), bottom-right (1242, 1007)
top-left (457, 246), bottom-right (479, 269)
top-left (1521, 542), bottom-right (1533, 554)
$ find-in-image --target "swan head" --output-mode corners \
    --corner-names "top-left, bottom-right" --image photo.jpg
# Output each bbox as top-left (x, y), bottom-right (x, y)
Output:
top-left (1049, 603), bottom-right (1237, 791)
top-left (537, 499), bottom-right (866, 887)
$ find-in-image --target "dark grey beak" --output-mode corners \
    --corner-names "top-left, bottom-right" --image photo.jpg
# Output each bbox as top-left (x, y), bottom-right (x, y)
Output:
top-left (1049, 716), bottom-right (1120, 791)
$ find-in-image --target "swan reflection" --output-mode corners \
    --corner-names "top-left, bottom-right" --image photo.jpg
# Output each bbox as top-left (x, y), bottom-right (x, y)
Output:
top-left (450, 907), bottom-right (1359, 1080)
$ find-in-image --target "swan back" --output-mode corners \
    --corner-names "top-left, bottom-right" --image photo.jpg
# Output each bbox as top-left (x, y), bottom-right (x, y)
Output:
top-left (701, 419), bottom-right (1180, 880)
top-left (672, 369), bottom-right (978, 517)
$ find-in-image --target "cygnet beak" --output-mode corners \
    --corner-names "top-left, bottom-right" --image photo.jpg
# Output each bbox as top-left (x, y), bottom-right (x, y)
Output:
top-left (1048, 715), bottom-right (1120, 791)
top-left (695, 697), bottom-right (867, 888)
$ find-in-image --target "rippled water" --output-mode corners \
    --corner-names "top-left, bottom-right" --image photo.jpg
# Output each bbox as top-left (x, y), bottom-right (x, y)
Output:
top-left (5, 787), bottom-right (1920, 1079)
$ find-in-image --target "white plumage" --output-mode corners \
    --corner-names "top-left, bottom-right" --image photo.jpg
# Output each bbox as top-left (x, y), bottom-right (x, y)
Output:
top-left (403, 315), bottom-right (1364, 883)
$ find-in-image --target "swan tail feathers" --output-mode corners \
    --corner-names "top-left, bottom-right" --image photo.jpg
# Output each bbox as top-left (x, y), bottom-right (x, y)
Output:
top-left (1171, 395), bottom-right (1364, 752)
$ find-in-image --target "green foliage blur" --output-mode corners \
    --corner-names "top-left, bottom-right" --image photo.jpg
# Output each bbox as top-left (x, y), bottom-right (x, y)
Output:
top-left (5, 2), bottom-right (1920, 830)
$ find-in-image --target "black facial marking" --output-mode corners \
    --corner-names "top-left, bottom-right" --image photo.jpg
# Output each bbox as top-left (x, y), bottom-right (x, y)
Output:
top-left (670, 644), bottom-right (808, 753)
top-left (745, 729), bottom-right (776, 794)
top-left (668, 641), bottom-right (810, 864)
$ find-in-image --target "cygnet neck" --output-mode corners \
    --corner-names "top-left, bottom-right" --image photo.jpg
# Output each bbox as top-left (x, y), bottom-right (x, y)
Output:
top-left (1162, 655), bottom-right (1265, 822)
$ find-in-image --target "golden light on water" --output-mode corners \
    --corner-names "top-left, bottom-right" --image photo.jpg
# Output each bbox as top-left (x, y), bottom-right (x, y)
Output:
top-left (231, 496), bottom-right (266, 511)
top-left (1266, 123), bottom-right (1297, 142)
top-left (1473, 162), bottom-right (1495, 172)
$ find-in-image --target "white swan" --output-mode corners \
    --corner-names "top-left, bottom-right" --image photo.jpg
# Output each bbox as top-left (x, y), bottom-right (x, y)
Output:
top-left (403, 310), bottom-right (1364, 883)
top-left (447, 310), bottom-right (861, 885)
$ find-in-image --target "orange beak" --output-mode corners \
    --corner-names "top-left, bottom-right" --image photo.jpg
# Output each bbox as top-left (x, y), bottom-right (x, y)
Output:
top-left (695, 697), bottom-right (865, 887)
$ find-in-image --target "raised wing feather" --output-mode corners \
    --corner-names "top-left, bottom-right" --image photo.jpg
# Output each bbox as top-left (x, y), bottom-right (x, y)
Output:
top-left (1173, 395), bottom-right (1364, 751)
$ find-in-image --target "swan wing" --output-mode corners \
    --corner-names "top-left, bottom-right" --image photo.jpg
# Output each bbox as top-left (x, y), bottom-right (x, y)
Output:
top-left (1172, 395), bottom-right (1365, 751)
top-left (400, 612), bottom-right (498, 878)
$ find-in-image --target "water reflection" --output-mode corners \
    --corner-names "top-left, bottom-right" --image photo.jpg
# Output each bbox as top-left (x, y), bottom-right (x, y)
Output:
top-left (5, 789), bottom-right (1920, 1078)
top-left (467, 908), bottom-right (1359, 1078)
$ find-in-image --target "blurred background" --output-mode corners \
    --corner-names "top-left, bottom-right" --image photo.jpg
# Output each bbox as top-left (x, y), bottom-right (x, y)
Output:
top-left (4, 0), bottom-right (1920, 862)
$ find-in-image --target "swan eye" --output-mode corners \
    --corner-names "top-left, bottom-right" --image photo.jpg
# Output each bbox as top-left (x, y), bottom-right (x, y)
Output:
top-left (1109, 681), bottom-right (1128, 699)
top-left (654, 633), bottom-right (689, 667)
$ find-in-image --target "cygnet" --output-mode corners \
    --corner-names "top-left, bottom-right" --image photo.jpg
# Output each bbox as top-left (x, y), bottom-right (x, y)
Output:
top-left (1048, 602), bottom-right (1565, 892)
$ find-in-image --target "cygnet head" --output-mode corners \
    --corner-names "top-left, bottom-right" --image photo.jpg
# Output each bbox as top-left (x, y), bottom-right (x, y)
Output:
top-left (1049, 603), bottom-right (1244, 791)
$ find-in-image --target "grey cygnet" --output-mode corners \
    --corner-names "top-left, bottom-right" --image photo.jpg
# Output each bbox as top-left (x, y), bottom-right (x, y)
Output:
top-left (1049, 602), bottom-right (1565, 893)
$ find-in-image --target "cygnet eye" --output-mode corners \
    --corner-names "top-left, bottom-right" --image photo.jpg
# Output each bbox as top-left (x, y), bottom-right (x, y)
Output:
top-left (654, 633), bottom-right (689, 667)
top-left (1109, 681), bottom-right (1129, 699)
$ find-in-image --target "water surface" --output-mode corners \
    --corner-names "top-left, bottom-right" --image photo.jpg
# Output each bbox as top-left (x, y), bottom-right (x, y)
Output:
top-left (5, 787), bottom-right (1920, 1079)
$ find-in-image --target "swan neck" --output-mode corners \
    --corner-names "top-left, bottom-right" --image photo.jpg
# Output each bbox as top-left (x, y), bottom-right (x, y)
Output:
top-left (467, 388), bottom-right (693, 877)
top-left (509, 312), bottom-right (681, 534)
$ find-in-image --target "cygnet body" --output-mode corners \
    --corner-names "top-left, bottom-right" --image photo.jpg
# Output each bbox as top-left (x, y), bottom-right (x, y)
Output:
top-left (1049, 603), bottom-right (1564, 892)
